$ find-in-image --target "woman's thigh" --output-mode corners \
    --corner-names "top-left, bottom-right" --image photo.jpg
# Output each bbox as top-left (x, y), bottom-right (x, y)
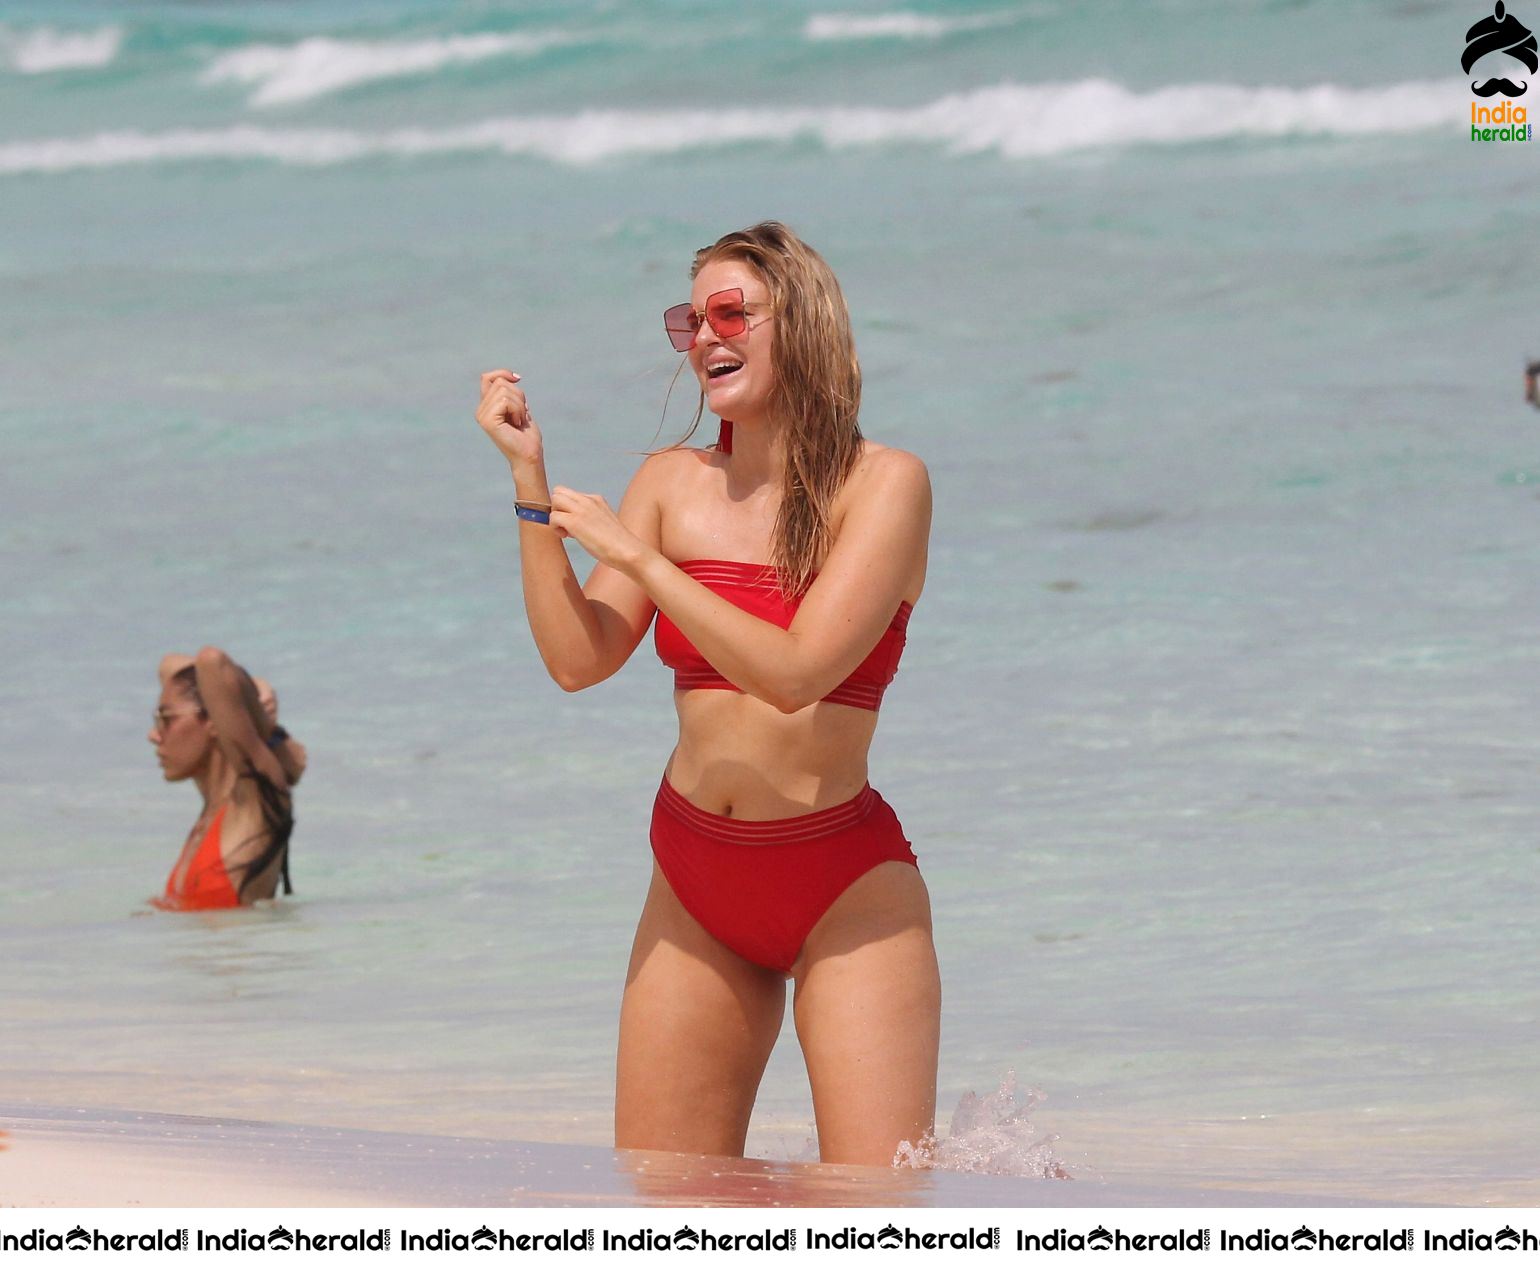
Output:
top-left (615, 864), bottom-right (787, 1157)
top-left (792, 862), bottom-right (941, 1166)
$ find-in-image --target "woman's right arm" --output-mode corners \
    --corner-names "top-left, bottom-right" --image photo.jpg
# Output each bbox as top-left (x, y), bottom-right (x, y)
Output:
top-left (476, 370), bottom-right (659, 691)
top-left (253, 676), bottom-right (308, 786)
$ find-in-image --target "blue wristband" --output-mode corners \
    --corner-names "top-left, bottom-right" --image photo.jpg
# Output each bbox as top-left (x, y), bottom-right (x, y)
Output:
top-left (515, 505), bottom-right (552, 525)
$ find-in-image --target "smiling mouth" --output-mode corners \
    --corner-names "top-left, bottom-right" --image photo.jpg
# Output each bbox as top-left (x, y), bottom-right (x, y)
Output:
top-left (707, 361), bottom-right (743, 380)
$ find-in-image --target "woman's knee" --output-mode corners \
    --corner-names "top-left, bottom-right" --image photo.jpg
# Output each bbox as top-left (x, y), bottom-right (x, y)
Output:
top-left (792, 945), bottom-right (940, 1166)
top-left (791, 867), bottom-right (941, 1161)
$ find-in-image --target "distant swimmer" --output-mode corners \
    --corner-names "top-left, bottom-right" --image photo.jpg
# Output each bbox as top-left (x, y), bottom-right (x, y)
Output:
top-left (149, 647), bottom-right (297, 910)
top-left (475, 222), bottom-right (939, 1167)
top-left (1526, 358), bottom-right (1540, 409)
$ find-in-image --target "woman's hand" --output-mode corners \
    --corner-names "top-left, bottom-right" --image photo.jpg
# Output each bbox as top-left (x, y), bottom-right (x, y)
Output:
top-left (253, 676), bottom-right (279, 730)
top-left (476, 369), bottom-right (544, 471)
top-left (550, 486), bottom-right (652, 575)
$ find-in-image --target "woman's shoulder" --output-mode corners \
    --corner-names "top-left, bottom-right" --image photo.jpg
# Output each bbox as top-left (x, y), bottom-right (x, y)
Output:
top-left (627, 442), bottom-right (731, 515)
top-left (633, 442), bottom-right (721, 484)
top-left (846, 440), bottom-right (930, 501)
top-left (826, 442), bottom-right (930, 549)
top-left (855, 438), bottom-right (926, 471)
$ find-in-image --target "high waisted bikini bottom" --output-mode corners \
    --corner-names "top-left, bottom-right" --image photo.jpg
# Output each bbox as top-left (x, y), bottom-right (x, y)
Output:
top-left (648, 776), bottom-right (919, 973)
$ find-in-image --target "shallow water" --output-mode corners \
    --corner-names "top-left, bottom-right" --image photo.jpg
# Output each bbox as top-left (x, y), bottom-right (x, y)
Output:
top-left (3, 0), bottom-right (1537, 1203)
top-left (4, 1102), bottom-right (1344, 1208)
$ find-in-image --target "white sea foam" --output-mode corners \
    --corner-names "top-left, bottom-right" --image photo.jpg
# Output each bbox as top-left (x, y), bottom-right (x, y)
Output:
top-left (201, 32), bottom-right (576, 107)
top-left (804, 11), bottom-right (1009, 41)
top-left (0, 78), bottom-right (1467, 174)
top-left (895, 1072), bottom-right (1067, 1177)
top-left (0, 25), bottom-right (123, 73)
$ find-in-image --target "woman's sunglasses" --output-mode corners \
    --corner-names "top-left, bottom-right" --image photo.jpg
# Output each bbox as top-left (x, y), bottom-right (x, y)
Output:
top-left (152, 707), bottom-right (204, 731)
top-left (663, 288), bottom-right (762, 353)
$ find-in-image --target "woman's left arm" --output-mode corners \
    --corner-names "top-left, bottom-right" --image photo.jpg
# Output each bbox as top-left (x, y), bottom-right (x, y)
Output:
top-left (554, 450), bottom-right (930, 713)
top-left (159, 652), bottom-right (193, 685)
top-left (194, 647), bottom-right (291, 791)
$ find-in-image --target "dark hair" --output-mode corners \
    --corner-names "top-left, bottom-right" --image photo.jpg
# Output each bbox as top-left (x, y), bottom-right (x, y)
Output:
top-left (169, 663), bottom-right (204, 709)
top-left (170, 663), bottom-right (294, 900)
top-left (239, 767), bottom-right (294, 901)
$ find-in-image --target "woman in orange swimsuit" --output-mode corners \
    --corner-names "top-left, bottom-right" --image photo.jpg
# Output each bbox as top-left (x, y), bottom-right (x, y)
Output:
top-left (475, 222), bottom-right (940, 1165)
top-left (149, 646), bottom-right (299, 911)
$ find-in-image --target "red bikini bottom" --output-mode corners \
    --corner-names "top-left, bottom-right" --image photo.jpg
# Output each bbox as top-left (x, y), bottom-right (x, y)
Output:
top-left (649, 776), bottom-right (919, 973)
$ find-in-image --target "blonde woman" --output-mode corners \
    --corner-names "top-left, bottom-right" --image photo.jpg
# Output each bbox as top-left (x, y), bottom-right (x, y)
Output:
top-left (476, 223), bottom-right (938, 1165)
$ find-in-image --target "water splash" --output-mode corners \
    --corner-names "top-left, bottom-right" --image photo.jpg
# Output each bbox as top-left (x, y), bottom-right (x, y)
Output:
top-left (895, 1072), bottom-right (1068, 1178)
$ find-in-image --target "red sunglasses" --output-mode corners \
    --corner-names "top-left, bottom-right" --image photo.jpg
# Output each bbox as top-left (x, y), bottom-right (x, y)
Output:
top-left (662, 288), bottom-right (763, 352)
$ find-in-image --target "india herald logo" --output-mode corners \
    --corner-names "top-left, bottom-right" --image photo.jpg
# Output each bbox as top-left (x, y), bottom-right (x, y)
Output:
top-left (1464, 2), bottom-right (1538, 96)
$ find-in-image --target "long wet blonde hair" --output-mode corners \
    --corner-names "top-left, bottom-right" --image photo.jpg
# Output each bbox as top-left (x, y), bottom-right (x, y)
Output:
top-left (674, 222), bottom-right (863, 596)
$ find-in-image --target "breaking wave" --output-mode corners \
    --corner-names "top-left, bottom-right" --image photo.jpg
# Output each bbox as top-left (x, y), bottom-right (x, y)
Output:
top-left (201, 31), bottom-right (580, 107)
top-left (0, 25), bottom-right (123, 73)
top-left (804, 11), bottom-right (1013, 41)
top-left (0, 78), bottom-right (1464, 174)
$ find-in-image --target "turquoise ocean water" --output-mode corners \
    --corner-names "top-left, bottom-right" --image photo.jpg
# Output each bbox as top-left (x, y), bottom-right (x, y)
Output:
top-left (2, 0), bottom-right (1537, 1201)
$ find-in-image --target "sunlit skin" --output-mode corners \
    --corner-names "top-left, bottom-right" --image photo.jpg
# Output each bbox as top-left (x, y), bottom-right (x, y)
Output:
top-left (149, 684), bottom-right (214, 786)
top-left (475, 252), bottom-right (939, 1165)
top-left (685, 262), bottom-right (778, 432)
top-left (155, 652), bottom-right (307, 787)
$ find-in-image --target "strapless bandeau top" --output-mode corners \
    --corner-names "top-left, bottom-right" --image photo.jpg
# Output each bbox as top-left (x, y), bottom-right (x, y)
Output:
top-left (653, 558), bottom-right (912, 711)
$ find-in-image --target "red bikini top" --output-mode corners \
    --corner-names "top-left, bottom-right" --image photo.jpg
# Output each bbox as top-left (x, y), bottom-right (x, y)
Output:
top-left (155, 804), bottom-right (240, 911)
top-left (653, 559), bottom-right (913, 711)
